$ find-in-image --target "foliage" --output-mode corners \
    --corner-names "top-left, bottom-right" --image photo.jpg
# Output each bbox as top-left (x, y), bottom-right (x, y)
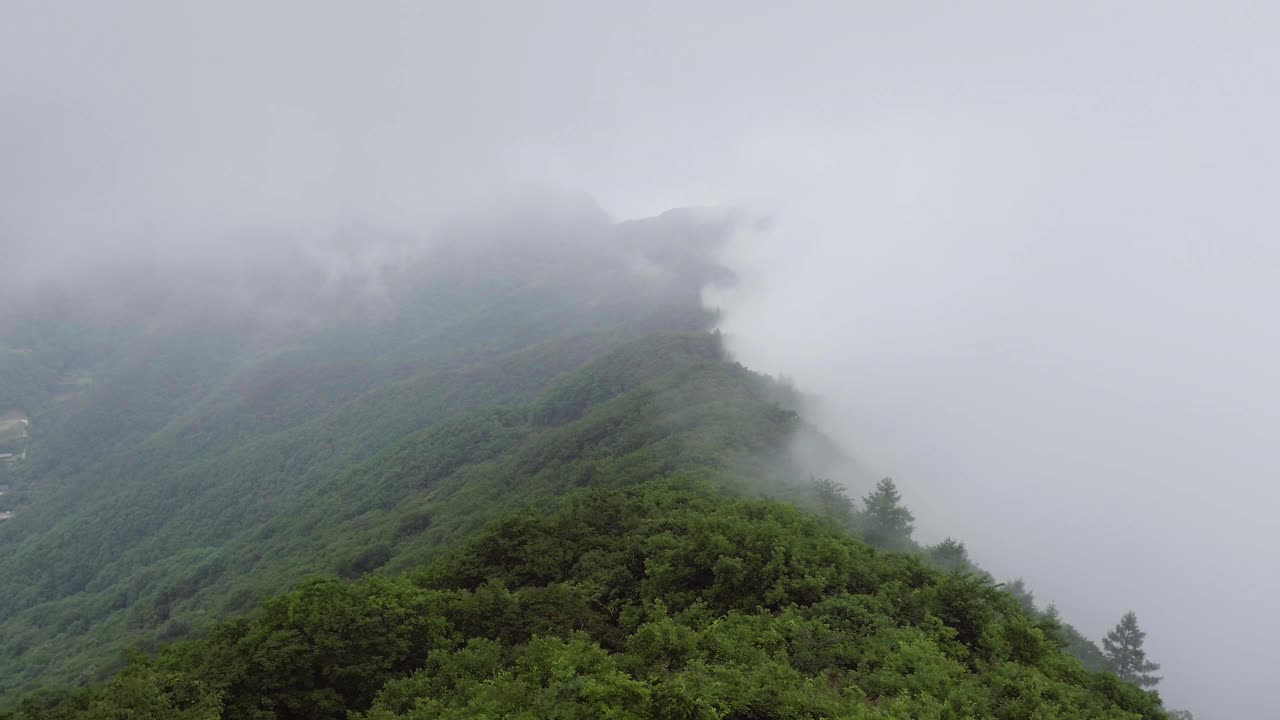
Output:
top-left (1103, 612), bottom-right (1162, 688)
top-left (928, 538), bottom-right (971, 573)
top-left (861, 477), bottom-right (915, 551)
top-left (5, 483), bottom-right (1168, 720)
top-left (0, 210), bottom-right (1177, 716)
top-left (0, 209), bottom-right (724, 697)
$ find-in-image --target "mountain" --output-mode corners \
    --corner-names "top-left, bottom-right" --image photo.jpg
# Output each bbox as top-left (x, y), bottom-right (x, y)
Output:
top-left (0, 207), bottom-right (1167, 718)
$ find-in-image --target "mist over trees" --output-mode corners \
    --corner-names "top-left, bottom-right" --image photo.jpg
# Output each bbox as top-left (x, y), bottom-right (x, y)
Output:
top-left (0, 203), bottom-right (1183, 719)
top-left (1104, 612), bottom-right (1163, 689)
top-left (861, 477), bottom-right (915, 551)
top-left (928, 538), bottom-right (971, 573)
top-left (1, 483), bottom-right (1172, 720)
top-left (5, 2), bottom-right (1275, 717)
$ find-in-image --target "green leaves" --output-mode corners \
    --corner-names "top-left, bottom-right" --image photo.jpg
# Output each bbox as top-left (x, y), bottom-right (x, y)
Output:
top-left (164, 576), bottom-right (450, 720)
top-left (861, 478), bottom-right (915, 551)
top-left (10, 482), bottom-right (1168, 720)
top-left (360, 635), bottom-right (650, 720)
top-left (1103, 612), bottom-right (1162, 689)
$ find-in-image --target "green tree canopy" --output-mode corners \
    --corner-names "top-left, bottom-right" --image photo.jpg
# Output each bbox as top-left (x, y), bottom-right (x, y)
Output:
top-left (861, 477), bottom-right (914, 550)
top-left (1103, 611), bottom-right (1162, 688)
top-left (928, 537), bottom-right (970, 572)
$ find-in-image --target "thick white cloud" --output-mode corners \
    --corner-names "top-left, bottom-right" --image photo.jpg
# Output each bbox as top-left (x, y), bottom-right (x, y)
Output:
top-left (4, 2), bottom-right (1277, 715)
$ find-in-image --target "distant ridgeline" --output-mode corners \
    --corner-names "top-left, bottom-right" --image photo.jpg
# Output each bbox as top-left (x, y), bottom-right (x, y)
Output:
top-left (0, 207), bottom-right (1172, 719)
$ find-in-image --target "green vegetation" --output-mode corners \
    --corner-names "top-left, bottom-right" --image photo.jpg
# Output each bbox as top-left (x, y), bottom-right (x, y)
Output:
top-left (859, 477), bottom-right (915, 552)
top-left (4, 482), bottom-right (1166, 720)
top-left (0, 209), bottom-right (1175, 716)
top-left (1103, 612), bottom-right (1162, 689)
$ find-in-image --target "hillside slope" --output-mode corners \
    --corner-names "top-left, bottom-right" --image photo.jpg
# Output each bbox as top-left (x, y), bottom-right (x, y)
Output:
top-left (0, 207), bottom-right (1167, 718)
top-left (5, 481), bottom-right (1166, 720)
top-left (0, 208), bottom-right (729, 697)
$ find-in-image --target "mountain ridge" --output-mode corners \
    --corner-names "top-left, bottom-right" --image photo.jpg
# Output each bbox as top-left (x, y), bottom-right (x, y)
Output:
top-left (0, 209), bottom-right (1169, 718)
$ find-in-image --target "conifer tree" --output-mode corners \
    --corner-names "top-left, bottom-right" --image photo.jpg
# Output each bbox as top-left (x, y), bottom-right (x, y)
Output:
top-left (861, 477), bottom-right (915, 550)
top-left (1102, 611), bottom-right (1162, 688)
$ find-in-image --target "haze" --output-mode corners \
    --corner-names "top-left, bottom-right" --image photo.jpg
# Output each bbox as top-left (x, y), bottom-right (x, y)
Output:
top-left (4, 2), bottom-right (1277, 716)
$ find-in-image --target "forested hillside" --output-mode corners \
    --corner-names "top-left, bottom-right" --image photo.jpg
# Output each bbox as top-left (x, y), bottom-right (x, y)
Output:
top-left (6, 483), bottom-right (1166, 720)
top-left (0, 208), bottom-right (1172, 718)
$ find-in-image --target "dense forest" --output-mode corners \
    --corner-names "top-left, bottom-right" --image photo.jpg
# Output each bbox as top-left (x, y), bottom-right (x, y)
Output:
top-left (3, 482), bottom-right (1167, 719)
top-left (0, 209), bottom-right (1181, 717)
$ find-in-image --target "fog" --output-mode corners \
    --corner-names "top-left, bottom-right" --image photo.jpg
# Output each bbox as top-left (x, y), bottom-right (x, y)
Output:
top-left (4, 2), bottom-right (1278, 716)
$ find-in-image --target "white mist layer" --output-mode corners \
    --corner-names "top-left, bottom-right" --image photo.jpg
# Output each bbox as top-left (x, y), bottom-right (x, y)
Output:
top-left (706, 115), bottom-right (1280, 718)
top-left (6, 2), bottom-right (1278, 715)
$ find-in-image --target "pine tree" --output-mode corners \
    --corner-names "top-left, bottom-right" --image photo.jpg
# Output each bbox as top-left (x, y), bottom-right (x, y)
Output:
top-left (861, 477), bottom-right (915, 550)
top-left (1102, 611), bottom-right (1162, 688)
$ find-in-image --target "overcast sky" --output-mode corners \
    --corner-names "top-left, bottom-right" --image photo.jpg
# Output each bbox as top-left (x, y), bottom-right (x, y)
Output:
top-left (4, 2), bottom-right (1278, 716)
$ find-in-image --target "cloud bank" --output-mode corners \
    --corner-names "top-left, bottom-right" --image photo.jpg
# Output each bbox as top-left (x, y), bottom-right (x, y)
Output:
top-left (5, 2), bottom-right (1279, 715)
